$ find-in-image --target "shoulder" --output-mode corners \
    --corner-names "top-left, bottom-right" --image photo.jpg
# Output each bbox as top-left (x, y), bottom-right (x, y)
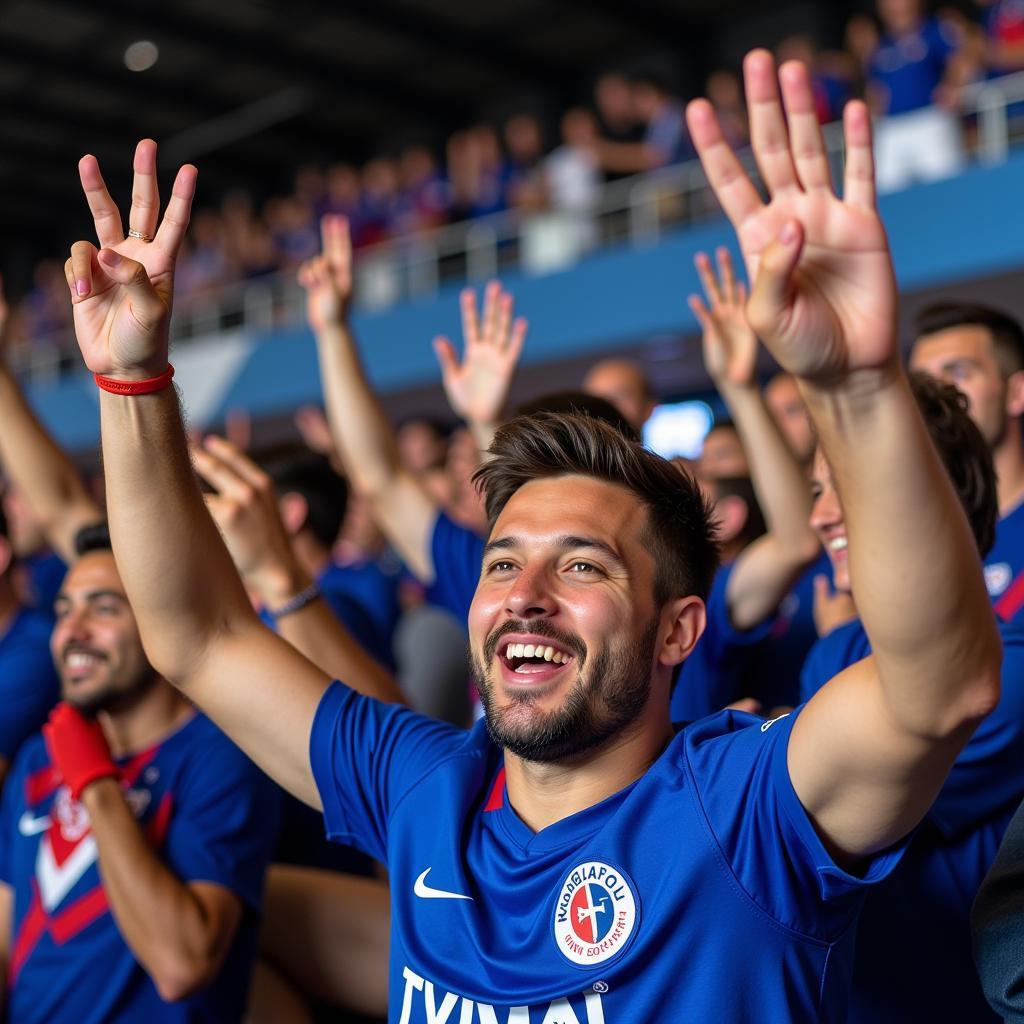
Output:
top-left (165, 715), bottom-right (268, 787)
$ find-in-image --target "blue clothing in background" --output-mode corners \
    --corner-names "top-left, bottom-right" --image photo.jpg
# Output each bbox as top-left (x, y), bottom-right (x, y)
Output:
top-left (800, 616), bottom-right (1024, 1023)
top-left (22, 551), bottom-right (66, 612)
top-left (987, 500), bottom-right (1024, 626)
top-left (427, 512), bottom-right (485, 624)
top-left (870, 18), bottom-right (958, 116)
top-left (0, 607), bottom-right (60, 762)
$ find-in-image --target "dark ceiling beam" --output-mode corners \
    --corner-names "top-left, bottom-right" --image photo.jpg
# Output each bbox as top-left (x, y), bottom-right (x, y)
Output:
top-left (44, 0), bottom-right (474, 126)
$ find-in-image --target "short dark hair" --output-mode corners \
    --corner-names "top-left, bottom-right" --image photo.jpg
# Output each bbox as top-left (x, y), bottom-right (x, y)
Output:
top-left (909, 372), bottom-right (998, 558)
top-left (474, 411), bottom-right (719, 604)
top-left (74, 520), bottom-right (113, 557)
top-left (514, 391), bottom-right (641, 443)
top-left (913, 301), bottom-right (1024, 378)
top-left (257, 444), bottom-right (349, 549)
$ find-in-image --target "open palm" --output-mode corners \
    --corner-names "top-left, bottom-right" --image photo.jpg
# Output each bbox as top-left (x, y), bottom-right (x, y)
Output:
top-left (68, 139), bottom-right (197, 379)
top-left (433, 281), bottom-right (527, 428)
top-left (687, 53), bottom-right (896, 383)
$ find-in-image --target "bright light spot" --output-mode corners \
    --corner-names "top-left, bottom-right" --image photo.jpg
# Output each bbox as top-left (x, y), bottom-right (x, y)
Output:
top-left (124, 40), bottom-right (159, 72)
top-left (643, 400), bottom-right (714, 460)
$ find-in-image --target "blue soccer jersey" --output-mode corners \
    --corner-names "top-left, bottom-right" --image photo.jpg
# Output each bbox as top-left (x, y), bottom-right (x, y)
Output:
top-left (0, 714), bottom-right (280, 1023)
top-left (870, 18), bottom-right (959, 116)
top-left (428, 512), bottom-right (485, 623)
top-left (0, 607), bottom-right (60, 763)
top-left (311, 682), bottom-right (905, 1022)
top-left (985, 500), bottom-right (1024, 626)
top-left (800, 617), bottom-right (1024, 1023)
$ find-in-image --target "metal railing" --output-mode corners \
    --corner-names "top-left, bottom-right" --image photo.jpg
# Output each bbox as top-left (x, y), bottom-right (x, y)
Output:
top-left (14, 69), bottom-right (1024, 385)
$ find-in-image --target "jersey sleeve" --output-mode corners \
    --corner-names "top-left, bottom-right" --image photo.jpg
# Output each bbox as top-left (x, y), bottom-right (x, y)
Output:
top-left (0, 751), bottom-right (22, 885)
top-left (683, 707), bottom-right (907, 943)
top-left (162, 733), bottom-right (280, 911)
top-left (427, 512), bottom-right (485, 623)
top-left (0, 635), bottom-right (60, 760)
top-left (309, 680), bottom-right (469, 862)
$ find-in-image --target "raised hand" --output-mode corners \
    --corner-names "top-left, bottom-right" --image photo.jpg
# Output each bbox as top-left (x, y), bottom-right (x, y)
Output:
top-left (191, 435), bottom-right (304, 602)
top-left (432, 281), bottom-right (527, 429)
top-left (298, 215), bottom-right (352, 333)
top-left (686, 51), bottom-right (896, 384)
top-left (67, 139), bottom-right (197, 380)
top-left (689, 248), bottom-right (758, 390)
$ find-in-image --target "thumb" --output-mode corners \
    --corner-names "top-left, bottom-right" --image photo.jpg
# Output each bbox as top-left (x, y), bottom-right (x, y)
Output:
top-left (97, 249), bottom-right (164, 322)
top-left (433, 336), bottom-right (459, 378)
top-left (746, 220), bottom-right (804, 341)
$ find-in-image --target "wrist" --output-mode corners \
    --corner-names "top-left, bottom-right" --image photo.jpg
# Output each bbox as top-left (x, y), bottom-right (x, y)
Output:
top-left (79, 774), bottom-right (122, 810)
top-left (251, 564), bottom-right (315, 608)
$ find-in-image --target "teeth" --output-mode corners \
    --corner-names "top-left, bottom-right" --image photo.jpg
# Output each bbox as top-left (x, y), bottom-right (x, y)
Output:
top-left (829, 537), bottom-right (848, 552)
top-left (503, 642), bottom-right (569, 665)
top-left (67, 653), bottom-right (99, 669)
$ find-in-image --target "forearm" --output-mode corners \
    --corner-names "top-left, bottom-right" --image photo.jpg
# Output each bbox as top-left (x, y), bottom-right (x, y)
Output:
top-left (315, 324), bottom-right (437, 580)
top-left (255, 569), bottom-right (404, 704)
top-left (804, 369), bottom-right (1001, 728)
top-left (721, 381), bottom-right (818, 629)
top-left (0, 364), bottom-right (101, 561)
top-left (100, 388), bottom-right (256, 681)
top-left (83, 778), bottom-right (231, 1001)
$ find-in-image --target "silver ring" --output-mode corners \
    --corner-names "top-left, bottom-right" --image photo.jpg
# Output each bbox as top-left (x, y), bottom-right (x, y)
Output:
top-left (127, 229), bottom-right (153, 242)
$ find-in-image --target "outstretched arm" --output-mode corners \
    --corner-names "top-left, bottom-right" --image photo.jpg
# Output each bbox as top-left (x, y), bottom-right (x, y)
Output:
top-left (0, 280), bottom-right (101, 563)
top-left (689, 52), bottom-right (1001, 862)
top-left (300, 217), bottom-right (438, 582)
top-left (69, 140), bottom-right (331, 807)
top-left (192, 434), bottom-right (404, 704)
top-left (690, 248), bottom-right (820, 630)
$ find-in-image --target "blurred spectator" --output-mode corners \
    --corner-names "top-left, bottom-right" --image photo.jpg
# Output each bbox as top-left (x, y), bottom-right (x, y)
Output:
top-left (22, 260), bottom-right (71, 344)
top-left (869, 0), bottom-right (969, 192)
top-left (698, 421), bottom-right (750, 479)
top-left (596, 73), bottom-right (691, 176)
top-left (357, 158), bottom-right (401, 248)
top-left (504, 113), bottom-right (547, 211)
top-left (177, 209), bottom-right (230, 297)
top-left (543, 107), bottom-right (602, 252)
top-left (977, 0), bottom-right (1024, 75)
top-left (593, 71), bottom-right (645, 182)
top-left (395, 145), bottom-right (449, 235)
top-left (582, 358), bottom-right (657, 433)
top-left (705, 70), bottom-right (750, 147)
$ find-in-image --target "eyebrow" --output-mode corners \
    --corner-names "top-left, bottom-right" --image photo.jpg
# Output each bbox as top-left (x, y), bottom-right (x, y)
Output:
top-left (54, 589), bottom-right (128, 605)
top-left (483, 534), bottom-right (627, 569)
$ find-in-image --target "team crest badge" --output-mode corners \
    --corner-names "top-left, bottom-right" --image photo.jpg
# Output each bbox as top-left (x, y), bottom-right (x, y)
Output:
top-left (986, 562), bottom-right (1012, 597)
top-left (553, 861), bottom-right (638, 967)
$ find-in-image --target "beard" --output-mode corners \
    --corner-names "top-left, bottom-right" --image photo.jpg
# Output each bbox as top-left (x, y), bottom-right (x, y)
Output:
top-left (471, 616), bottom-right (658, 764)
top-left (63, 665), bottom-right (160, 717)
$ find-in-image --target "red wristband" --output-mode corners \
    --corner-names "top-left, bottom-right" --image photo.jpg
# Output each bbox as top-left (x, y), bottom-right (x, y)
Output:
top-left (95, 363), bottom-right (175, 396)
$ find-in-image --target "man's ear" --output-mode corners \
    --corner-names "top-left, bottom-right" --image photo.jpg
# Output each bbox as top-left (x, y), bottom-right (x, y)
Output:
top-left (713, 494), bottom-right (749, 544)
top-left (1006, 370), bottom-right (1024, 418)
top-left (658, 595), bottom-right (706, 667)
top-left (278, 492), bottom-right (309, 537)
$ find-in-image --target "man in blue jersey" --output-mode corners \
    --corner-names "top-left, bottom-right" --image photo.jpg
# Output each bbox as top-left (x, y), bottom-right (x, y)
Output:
top-left (0, 523), bottom-right (278, 1022)
top-left (0, 504), bottom-right (60, 788)
top-left (909, 301), bottom-right (1024, 623)
top-left (63, 54), bottom-right (1001, 1021)
top-left (800, 372), bottom-right (1024, 1022)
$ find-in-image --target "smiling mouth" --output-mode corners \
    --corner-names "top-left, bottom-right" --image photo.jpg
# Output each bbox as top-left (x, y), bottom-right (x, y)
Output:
top-left (499, 642), bottom-right (575, 677)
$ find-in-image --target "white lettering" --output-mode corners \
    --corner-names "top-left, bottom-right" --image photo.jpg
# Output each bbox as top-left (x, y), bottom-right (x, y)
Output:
top-left (583, 992), bottom-right (606, 1024)
top-left (538, 998), bottom-right (582, 1024)
top-left (425, 981), bottom-right (459, 1023)
top-left (399, 967), bottom-right (425, 1024)
top-left (476, 1005), bottom-right (530, 1024)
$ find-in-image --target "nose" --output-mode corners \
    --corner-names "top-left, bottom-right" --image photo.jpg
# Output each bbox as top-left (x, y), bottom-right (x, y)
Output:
top-left (505, 564), bottom-right (557, 619)
top-left (809, 486), bottom-right (842, 534)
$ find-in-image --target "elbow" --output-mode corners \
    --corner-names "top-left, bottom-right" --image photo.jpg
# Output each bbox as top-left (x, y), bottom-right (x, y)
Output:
top-left (151, 952), bottom-right (219, 1004)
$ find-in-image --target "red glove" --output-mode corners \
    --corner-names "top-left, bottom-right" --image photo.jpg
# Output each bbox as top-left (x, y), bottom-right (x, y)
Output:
top-left (42, 703), bottom-right (118, 801)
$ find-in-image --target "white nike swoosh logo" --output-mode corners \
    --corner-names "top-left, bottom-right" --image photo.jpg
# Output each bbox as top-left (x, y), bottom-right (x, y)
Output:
top-left (18, 812), bottom-right (50, 836)
top-left (414, 868), bottom-right (473, 901)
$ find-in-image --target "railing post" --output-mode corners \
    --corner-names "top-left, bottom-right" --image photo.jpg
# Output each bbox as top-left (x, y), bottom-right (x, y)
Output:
top-left (628, 180), bottom-right (659, 246)
top-left (466, 222), bottom-right (498, 282)
top-left (978, 85), bottom-right (1010, 165)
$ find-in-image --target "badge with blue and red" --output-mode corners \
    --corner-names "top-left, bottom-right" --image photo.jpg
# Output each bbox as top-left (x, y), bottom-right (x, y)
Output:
top-left (553, 861), bottom-right (640, 968)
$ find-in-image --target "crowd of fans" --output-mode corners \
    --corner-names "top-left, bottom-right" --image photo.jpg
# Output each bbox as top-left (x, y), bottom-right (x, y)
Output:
top-left (10, 0), bottom-right (1024, 364)
top-left (5, 7), bottom-right (1024, 1024)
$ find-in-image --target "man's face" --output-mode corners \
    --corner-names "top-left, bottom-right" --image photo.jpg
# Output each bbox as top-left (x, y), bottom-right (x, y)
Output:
top-left (50, 552), bottom-right (157, 715)
top-left (765, 375), bottom-right (814, 464)
top-left (582, 361), bottom-right (653, 433)
top-left (809, 449), bottom-right (850, 592)
top-left (468, 475), bottom-right (664, 763)
top-left (910, 327), bottom-right (1010, 448)
top-left (877, 0), bottom-right (921, 34)
top-left (698, 426), bottom-right (749, 479)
